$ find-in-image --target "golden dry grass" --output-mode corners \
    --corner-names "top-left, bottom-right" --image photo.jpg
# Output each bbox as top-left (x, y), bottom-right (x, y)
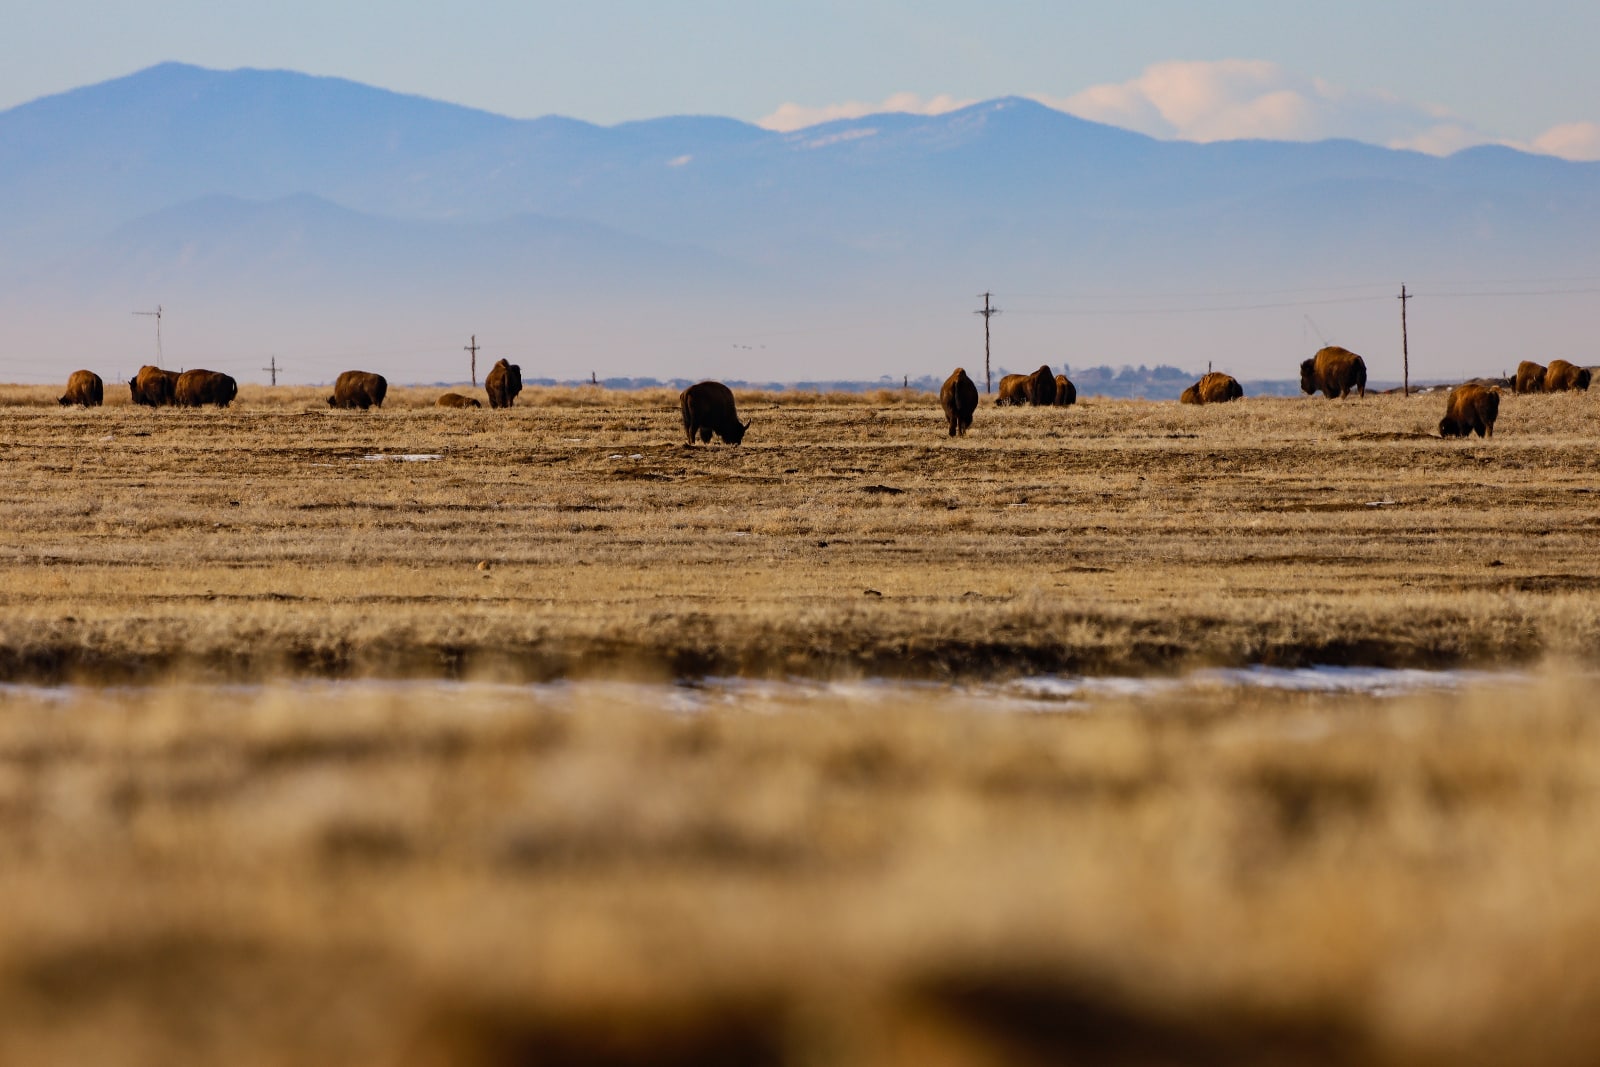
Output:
top-left (0, 677), bottom-right (1598, 1065)
top-left (8, 383), bottom-right (1600, 1063)
top-left (4, 383), bottom-right (1599, 681)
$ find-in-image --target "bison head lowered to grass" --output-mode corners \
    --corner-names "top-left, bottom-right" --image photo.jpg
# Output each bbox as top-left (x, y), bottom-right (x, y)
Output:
top-left (328, 371), bottom-right (387, 410)
top-left (681, 381), bottom-right (750, 445)
top-left (1439, 383), bottom-right (1500, 439)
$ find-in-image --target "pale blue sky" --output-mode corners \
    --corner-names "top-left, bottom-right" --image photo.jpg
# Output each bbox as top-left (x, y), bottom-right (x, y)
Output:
top-left (6, 1), bottom-right (1600, 153)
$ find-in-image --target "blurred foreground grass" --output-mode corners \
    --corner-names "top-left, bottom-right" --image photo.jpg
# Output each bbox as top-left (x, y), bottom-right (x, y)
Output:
top-left (0, 676), bottom-right (1597, 1065)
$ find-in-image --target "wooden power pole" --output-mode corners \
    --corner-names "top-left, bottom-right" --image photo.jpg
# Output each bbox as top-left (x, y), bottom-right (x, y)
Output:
top-left (1398, 285), bottom-right (1411, 397)
top-left (464, 335), bottom-right (480, 386)
top-left (974, 292), bottom-right (1001, 394)
top-left (262, 356), bottom-right (280, 386)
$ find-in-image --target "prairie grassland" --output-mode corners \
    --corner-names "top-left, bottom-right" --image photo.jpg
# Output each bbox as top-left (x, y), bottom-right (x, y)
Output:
top-left (0, 677), bottom-right (1599, 1065)
top-left (8, 384), bottom-right (1600, 1064)
top-left (3, 383), bottom-right (1599, 680)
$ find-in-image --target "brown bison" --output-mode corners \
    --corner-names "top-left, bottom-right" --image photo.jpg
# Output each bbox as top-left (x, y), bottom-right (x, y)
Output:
top-left (996, 365), bottom-right (1056, 406)
top-left (175, 369), bottom-right (237, 407)
top-left (1439, 383), bottom-right (1500, 438)
top-left (58, 370), bottom-right (103, 407)
top-left (327, 370), bottom-right (387, 410)
top-left (1545, 359), bottom-right (1591, 392)
top-left (940, 367), bottom-right (979, 437)
top-left (1053, 374), bottom-right (1077, 406)
top-left (681, 381), bottom-right (750, 445)
top-left (436, 392), bottom-right (481, 409)
top-left (1181, 372), bottom-right (1244, 405)
top-left (1300, 346), bottom-right (1367, 399)
top-left (486, 359), bottom-right (522, 409)
top-left (1514, 361), bottom-right (1547, 394)
top-left (128, 365), bottom-right (180, 407)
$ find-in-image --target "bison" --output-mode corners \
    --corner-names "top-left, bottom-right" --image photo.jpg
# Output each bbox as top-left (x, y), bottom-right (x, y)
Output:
top-left (58, 370), bottom-right (103, 407)
top-left (1439, 383), bottom-right (1500, 438)
top-left (328, 370), bottom-right (387, 410)
top-left (486, 359), bottom-right (522, 409)
top-left (1545, 359), bottom-right (1591, 392)
top-left (175, 369), bottom-right (237, 408)
top-left (940, 367), bottom-right (979, 437)
top-left (680, 381), bottom-right (750, 445)
top-left (1514, 361), bottom-right (1547, 394)
top-left (1300, 346), bottom-right (1367, 399)
top-left (995, 374), bottom-right (1030, 405)
top-left (436, 392), bottom-right (482, 409)
top-left (128, 365), bottom-right (180, 407)
top-left (1054, 374), bottom-right (1077, 407)
top-left (1182, 372), bottom-right (1244, 405)
top-left (996, 365), bottom-right (1056, 406)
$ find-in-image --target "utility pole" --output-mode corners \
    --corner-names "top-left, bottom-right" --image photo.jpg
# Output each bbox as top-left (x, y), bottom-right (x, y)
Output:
top-left (464, 334), bottom-right (480, 386)
top-left (974, 292), bottom-right (1001, 394)
top-left (133, 305), bottom-right (163, 363)
top-left (262, 356), bottom-right (280, 386)
top-left (1398, 285), bottom-right (1411, 397)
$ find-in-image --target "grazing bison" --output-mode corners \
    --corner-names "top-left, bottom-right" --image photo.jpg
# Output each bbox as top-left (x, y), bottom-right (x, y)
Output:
top-left (1514, 361), bottom-right (1547, 394)
top-left (58, 370), bottom-right (103, 407)
top-left (436, 392), bottom-right (481, 409)
top-left (995, 374), bottom-right (1030, 405)
top-left (128, 365), bottom-right (180, 407)
top-left (1054, 374), bottom-right (1077, 407)
top-left (940, 367), bottom-right (979, 437)
top-left (327, 370), bottom-right (387, 410)
top-left (175, 369), bottom-right (237, 408)
top-left (1182, 371), bottom-right (1244, 405)
top-left (485, 359), bottom-right (522, 409)
top-left (996, 365), bottom-right (1056, 406)
top-left (1545, 359), bottom-right (1591, 392)
top-left (1300, 346), bottom-right (1367, 399)
top-left (680, 381), bottom-right (750, 445)
top-left (1439, 383), bottom-right (1500, 438)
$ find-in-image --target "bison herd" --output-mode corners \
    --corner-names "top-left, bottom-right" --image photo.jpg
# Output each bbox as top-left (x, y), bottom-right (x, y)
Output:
top-left (46, 343), bottom-right (1592, 444)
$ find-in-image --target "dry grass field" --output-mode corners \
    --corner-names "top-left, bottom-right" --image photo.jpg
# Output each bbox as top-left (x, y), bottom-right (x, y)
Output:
top-left (1, 677), bottom-right (1600, 1065)
top-left (3, 381), bottom-right (1599, 680)
top-left (6, 380), bottom-right (1600, 1064)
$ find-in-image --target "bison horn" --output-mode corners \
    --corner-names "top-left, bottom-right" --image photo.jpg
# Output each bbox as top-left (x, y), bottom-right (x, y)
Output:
top-left (742, 419), bottom-right (752, 430)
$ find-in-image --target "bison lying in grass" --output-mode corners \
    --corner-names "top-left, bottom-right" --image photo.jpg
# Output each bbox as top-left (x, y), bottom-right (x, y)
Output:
top-left (1181, 372), bottom-right (1244, 405)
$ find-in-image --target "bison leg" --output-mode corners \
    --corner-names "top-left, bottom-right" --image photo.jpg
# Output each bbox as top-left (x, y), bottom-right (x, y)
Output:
top-left (700, 426), bottom-right (713, 444)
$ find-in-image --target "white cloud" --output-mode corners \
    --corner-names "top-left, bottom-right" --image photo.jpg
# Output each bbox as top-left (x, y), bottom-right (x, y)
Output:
top-left (1528, 122), bottom-right (1600, 162)
top-left (1037, 59), bottom-right (1483, 152)
top-left (758, 92), bottom-right (974, 132)
top-left (759, 63), bottom-right (1600, 163)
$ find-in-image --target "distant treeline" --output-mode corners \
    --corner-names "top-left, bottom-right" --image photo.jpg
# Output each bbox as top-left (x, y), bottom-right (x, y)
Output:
top-left (409, 365), bottom-right (1454, 399)
top-left (476, 365), bottom-right (1303, 400)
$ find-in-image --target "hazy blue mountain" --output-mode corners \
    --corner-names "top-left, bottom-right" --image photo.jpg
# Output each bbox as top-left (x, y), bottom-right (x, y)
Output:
top-left (2, 63), bottom-right (1597, 384)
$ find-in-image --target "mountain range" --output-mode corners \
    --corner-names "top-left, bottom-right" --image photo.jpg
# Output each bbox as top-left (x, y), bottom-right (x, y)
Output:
top-left (2, 62), bottom-right (1597, 386)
